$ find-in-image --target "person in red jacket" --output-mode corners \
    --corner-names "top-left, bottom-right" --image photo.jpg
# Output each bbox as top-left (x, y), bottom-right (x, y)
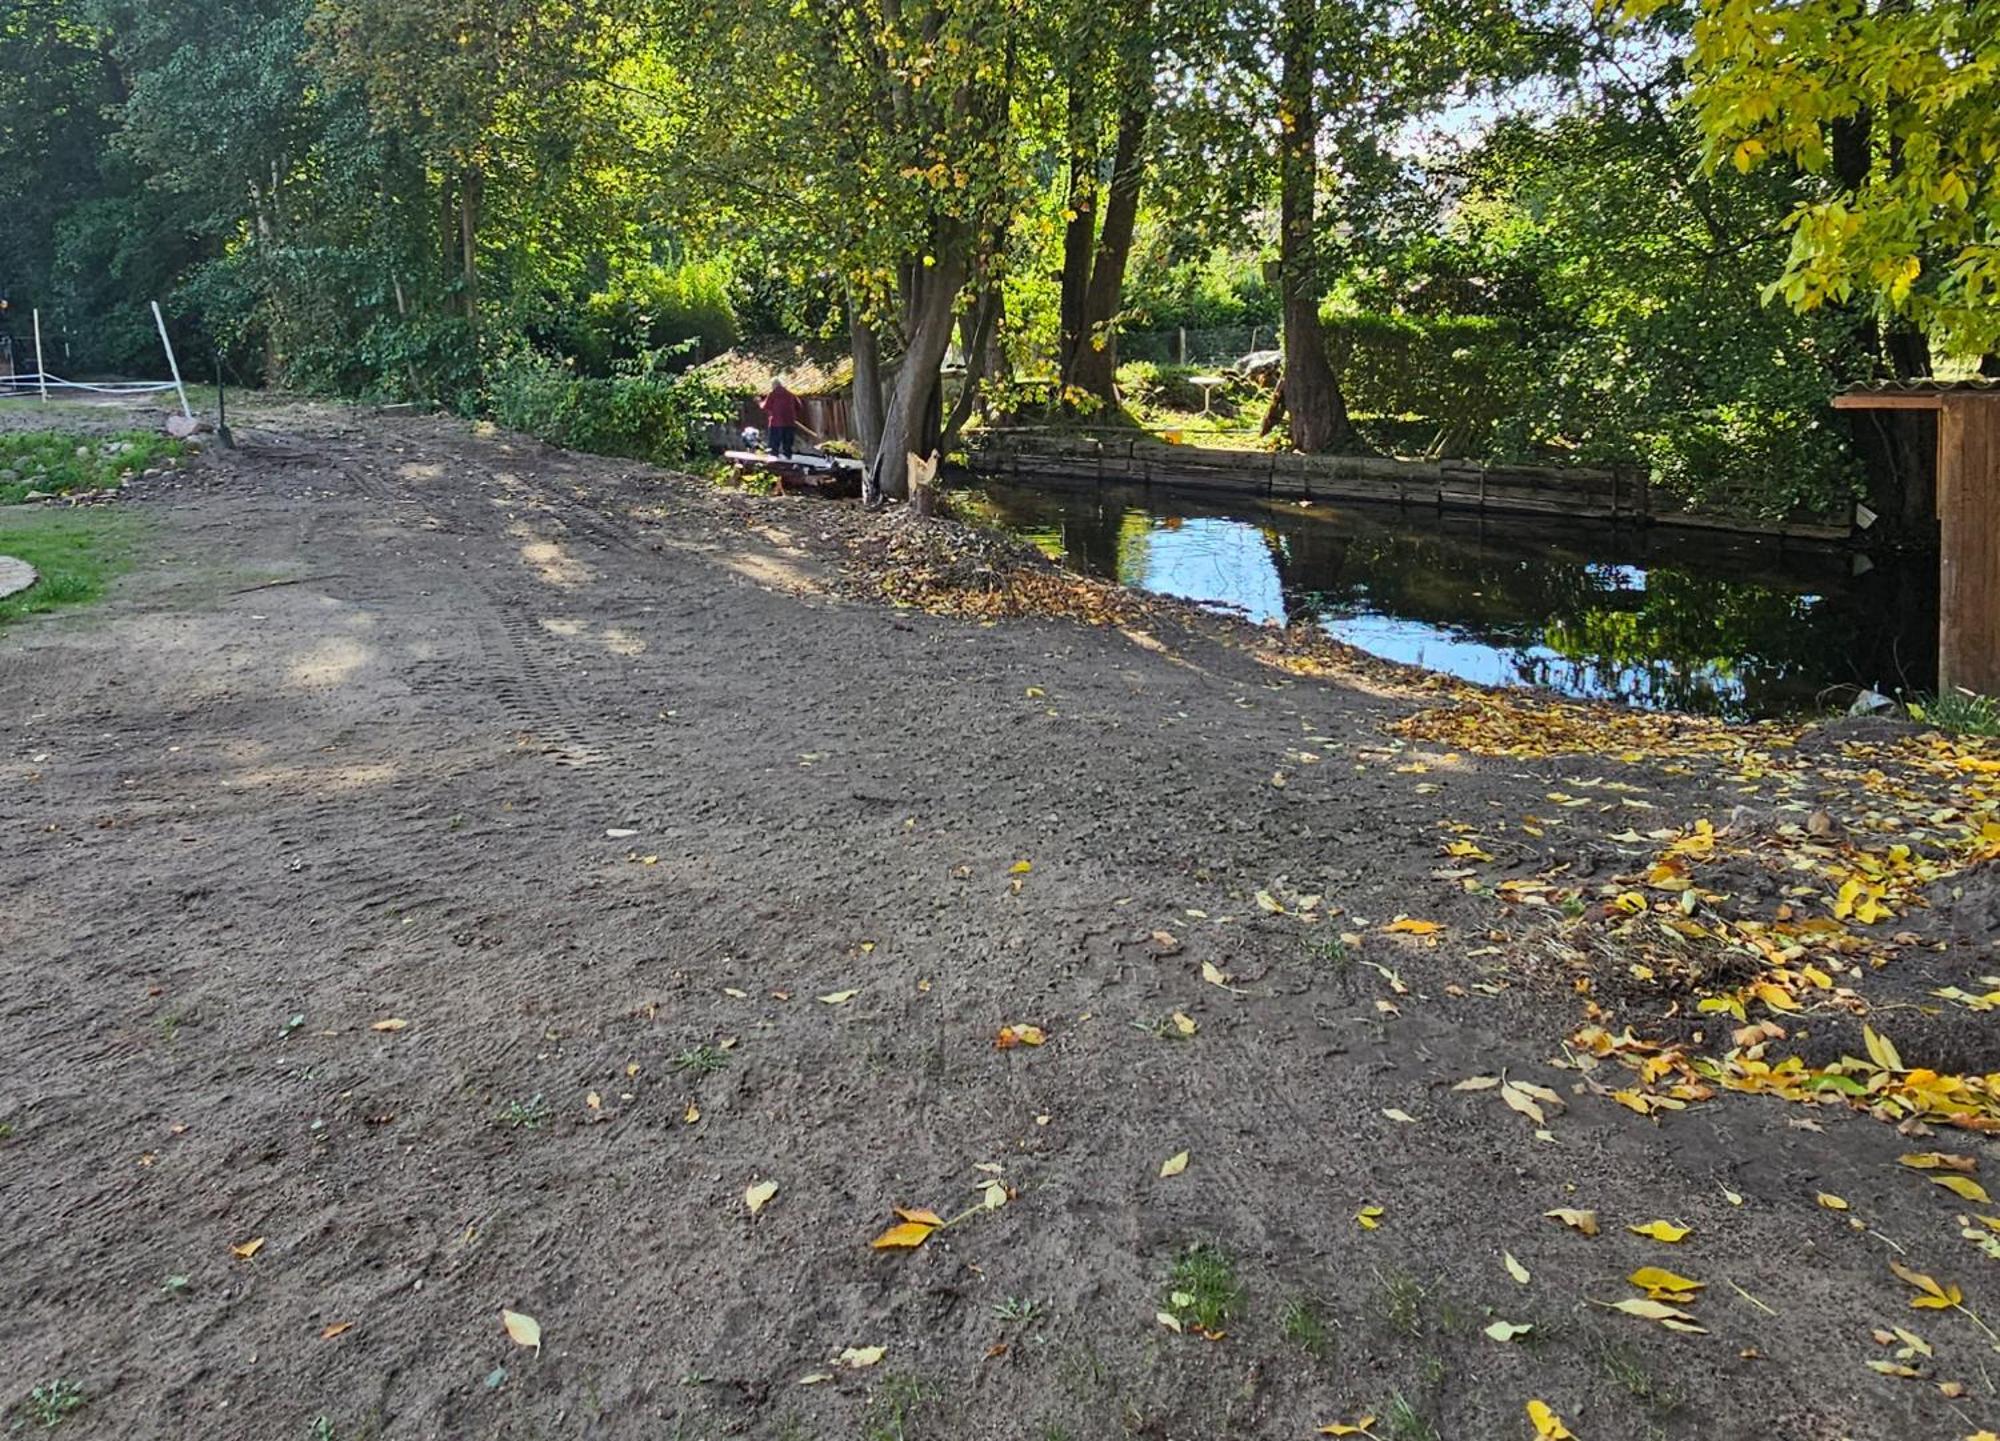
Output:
top-left (759, 379), bottom-right (807, 458)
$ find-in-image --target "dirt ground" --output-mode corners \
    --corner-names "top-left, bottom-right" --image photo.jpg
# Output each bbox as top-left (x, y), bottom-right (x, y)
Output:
top-left (1, 399), bottom-right (1996, 1441)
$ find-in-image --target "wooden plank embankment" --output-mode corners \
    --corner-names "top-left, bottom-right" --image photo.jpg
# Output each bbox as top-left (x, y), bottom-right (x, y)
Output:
top-left (964, 430), bottom-right (1849, 541)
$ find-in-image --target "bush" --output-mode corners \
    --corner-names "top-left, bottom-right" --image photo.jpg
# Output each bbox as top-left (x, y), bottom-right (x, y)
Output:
top-left (1320, 309), bottom-right (1526, 455)
top-left (485, 346), bottom-right (732, 467)
top-left (558, 259), bottom-right (739, 376)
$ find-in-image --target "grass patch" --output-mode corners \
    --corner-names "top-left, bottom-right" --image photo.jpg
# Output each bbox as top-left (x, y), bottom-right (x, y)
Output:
top-left (494, 1094), bottom-right (552, 1129)
top-left (1380, 1391), bottom-right (1437, 1441)
top-left (1910, 688), bottom-right (2000, 737)
top-left (1280, 1295), bottom-right (1332, 1356)
top-left (860, 1374), bottom-right (940, 1441)
top-left (22, 1379), bottom-right (86, 1428)
top-left (673, 1044), bottom-right (730, 1076)
top-left (0, 430), bottom-right (184, 505)
top-left (1164, 1243), bottom-right (1241, 1333)
top-left (1373, 1267), bottom-right (1427, 1339)
top-left (0, 507), bottom-right (140, 626)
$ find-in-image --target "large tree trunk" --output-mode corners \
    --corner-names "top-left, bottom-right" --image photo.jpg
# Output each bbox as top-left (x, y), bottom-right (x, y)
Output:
top-left (866, 251), bottom-right (969, 506)
top-left (1057, 82), bottom-right (1098, 376)
top-left (1067, 94), bottom-right (1148, 402)
top-left (851, 300), bottom-right (885, 460)
top-left (1275, 0), bottom-right (1362, 454)
top-left (458, 165), bottom-right (483, 328)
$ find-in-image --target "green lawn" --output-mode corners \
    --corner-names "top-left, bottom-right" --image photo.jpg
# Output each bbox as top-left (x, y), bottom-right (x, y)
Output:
top-left (0, 430), bottom-right (186, 506)
top-left (0, 507), bottom-right (140, 625)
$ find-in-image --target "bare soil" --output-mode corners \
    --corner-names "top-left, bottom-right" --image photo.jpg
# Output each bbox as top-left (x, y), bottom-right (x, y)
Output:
top-left (1, 401), bottom-right (1994, 1441)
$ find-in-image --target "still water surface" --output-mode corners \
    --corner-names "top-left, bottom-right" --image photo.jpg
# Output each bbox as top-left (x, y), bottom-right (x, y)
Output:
top-left (957, 479), bottom-right (1937, 719)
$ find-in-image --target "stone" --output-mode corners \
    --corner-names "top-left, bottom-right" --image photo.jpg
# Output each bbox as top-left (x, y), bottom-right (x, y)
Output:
top-left (0, 556), bottom-right (38, 601)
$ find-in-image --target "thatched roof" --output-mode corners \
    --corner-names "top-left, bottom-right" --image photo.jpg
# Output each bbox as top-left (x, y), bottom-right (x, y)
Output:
top-left (698, 339), bottom-right (854, 396)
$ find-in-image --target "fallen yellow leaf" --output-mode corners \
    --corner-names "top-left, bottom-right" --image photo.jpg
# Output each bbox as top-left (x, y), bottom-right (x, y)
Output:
top-left (1630, 1266), bottom-right (1705, 1296)
top-left (1504, 1252), bottom-right (1531, 1285)
top-left (1890, 1258), bottom-right (1963, 1309)
top-left (320, 1321), bottom-right (352, 1340)
top-left (744, 1179), bottom-right (778, 1216)
top-left (230, 1237), bottom-right (265, 1260)
top-left (817, 990), bottom-right (858, 1005)
top-left (1384, 917), bottom-right (1440, 935)
top-left (502, 1308), bottom-right (542, 1351)
top-left (1627, 1220), bottom-right (1692, 1243)
top-left (1009, 860), bottom-right (1032, 874)
top-left (1545, 1208), bottom-right (1598, 1236)
top-left (1933, 1174), bottom-right (1992, 1204)
top-left (1527, 1399), bottom-right (1574, 1439)
top-left (870, 1221), bottom-right (936, 1250)
top-left (1171, 1011), bottom-right (1197, 1037)
top-left (1200, 960), bottom-right (1231, 987)
top-left (1160, 1150), bottom-right (1189, 1178)
top-left (1316, 1419), bottom-right (1375, 1437)
top-left (1899, 1152), bottom-right (1978, 1173)
top-left (370, 1018), bottom-right (408, 1032)
top-left (1816, 1192), bottom-right (1849, 1210)
top-left (839, 1345), bottom-right (885, 1368)
top-left (1356, 1205), bottom-right (1385, 1230)
top-left (995, 1023), bottom-right (1046, 1048)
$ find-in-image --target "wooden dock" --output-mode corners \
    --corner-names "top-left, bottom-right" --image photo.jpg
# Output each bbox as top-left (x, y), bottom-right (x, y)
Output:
top-left (723, 449), bottom-right (863, 498)
top-left (963, 430), bottom-right (1854, 543)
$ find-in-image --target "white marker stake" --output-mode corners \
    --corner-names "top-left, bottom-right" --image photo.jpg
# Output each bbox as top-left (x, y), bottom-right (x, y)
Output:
top-left (150, 300), bottom-right (192, 419)
top-left (32, 308), bottom-right (47, 404)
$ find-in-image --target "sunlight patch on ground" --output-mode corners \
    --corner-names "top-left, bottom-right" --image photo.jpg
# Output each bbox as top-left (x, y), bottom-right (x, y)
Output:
top-left (507, 521), bottom-right (596, 587)
top-left (284, 635), bottom-right (371, 689)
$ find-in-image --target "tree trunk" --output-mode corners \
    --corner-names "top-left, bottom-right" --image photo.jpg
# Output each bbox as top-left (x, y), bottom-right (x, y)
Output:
top-left (851, 302), bottom-right (885, 461)
top-left (1067, 93), bottom-right (1148, 402)
top-left (1275, 0), bottom-right (1362, 454)
top-left (458, 166), bottom-right (483, 328)
top-left (1057, 84), bottom-right (1098, 380)
top-left (866, 251), bottom-right (969, 505)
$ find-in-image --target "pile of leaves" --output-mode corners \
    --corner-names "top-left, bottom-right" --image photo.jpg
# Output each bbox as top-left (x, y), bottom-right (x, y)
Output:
top-left (1398, 693), bottom-right (2000, 1137)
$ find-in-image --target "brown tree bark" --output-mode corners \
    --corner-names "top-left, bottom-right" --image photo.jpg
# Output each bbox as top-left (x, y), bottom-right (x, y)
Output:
top-left (850, 299), bottom-right (885, 462)
top-left (1275, 0), bottom-right (1362, 454)
top-left (1066, 94), bottom-right (1148, 402)
top-left (865, 249), bottom-right (969, 506)
top-left (458, 166), bottom-right (483, 328)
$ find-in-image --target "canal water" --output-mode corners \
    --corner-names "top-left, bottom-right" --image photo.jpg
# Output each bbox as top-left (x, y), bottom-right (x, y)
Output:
top-left (954, 479), bottom-right (1938, 720)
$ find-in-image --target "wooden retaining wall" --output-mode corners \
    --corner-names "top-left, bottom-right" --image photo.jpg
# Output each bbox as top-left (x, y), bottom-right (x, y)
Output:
top-left (964, 430), bottom-right (1854, 543)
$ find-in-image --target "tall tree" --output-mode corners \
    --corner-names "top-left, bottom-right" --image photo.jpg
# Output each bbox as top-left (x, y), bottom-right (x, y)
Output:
top-left (656, 0), bottom-right (1047, 504)
top-left (1055, 0), bottom-right (1156, 404)
top-left (1621, 0), bottom-right (2000, 358)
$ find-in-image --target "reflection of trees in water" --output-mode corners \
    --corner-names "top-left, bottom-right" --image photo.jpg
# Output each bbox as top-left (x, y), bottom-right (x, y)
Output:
top-left (957, 480), bottom-right (1937, 717)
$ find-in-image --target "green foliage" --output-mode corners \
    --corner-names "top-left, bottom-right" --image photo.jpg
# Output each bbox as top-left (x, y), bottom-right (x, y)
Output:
top-left (486, 347), bottom-right (730, 467)
top-left (1125, 245), bottom-right (1279, 330)
top-left (0, 432), bottom-right (185, 505)
top-left (569, 260), bottom-right (740, 375)
top-left (1163, 1244), bottom-right (1240, 1332)
top-left (1625, 0), bottom-right (2000, 355)
top-left (23, 1379), bottom-right (86, 1428)
top-left (1909, 691), bottom-right (2000, 739)
top-left (1322, 311), bottom-right (1525, 455)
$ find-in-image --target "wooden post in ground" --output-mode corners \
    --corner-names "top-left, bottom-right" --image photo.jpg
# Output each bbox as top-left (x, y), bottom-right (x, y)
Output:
top-left (1937, 393), bottom-right (2000, 695)
top-left (1834, 386), bottom-right (2000, 695)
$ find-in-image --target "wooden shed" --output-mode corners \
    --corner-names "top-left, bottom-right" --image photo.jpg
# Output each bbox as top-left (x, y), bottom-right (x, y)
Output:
top-left (1834, 381), bottom-right (2000, 694)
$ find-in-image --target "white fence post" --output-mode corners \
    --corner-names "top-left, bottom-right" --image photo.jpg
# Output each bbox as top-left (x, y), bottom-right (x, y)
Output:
top-left (32, 309), bottom-right (47, 404)
top-left (150, 300), bottom-right (192, 419)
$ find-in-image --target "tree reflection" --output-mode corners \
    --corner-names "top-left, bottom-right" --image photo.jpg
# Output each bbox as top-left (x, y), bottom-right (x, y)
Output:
top-left (957, 479), bottom-right (1937, 719)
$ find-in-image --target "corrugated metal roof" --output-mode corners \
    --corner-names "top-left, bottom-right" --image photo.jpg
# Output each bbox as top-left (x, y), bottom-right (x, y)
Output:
top-left (1838, 377), bottom-right (2000, 394)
